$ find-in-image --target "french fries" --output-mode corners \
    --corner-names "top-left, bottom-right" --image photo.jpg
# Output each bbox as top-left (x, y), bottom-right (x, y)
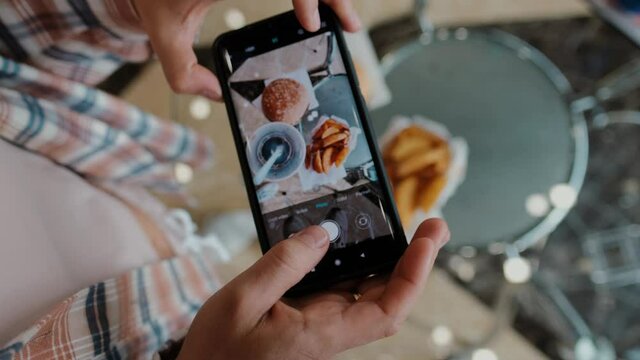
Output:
top-left (383, 125), bottom-right (451, 227)
top-left (395, 177), bottom-right (419, 226)
top-left (320, 132), bottom-right (349, 148)
top-left (418, 174), bottom-right (447, 212)
top-left (306, 119), bottom-right (351, 174)
top-left (333, 146), bottom-right (349, 167)
top-left (313, 151), bottom-right (323, 173)
top-left (322, 147), bottom-right (334, 171)
top-left (396, 147), bottom-right (448, 178)
top-left (319, 126), bottom-right (340, 139)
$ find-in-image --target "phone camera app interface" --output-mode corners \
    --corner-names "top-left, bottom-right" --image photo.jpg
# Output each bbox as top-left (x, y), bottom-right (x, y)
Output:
top-left (224, 32), bottom-right (394, 248)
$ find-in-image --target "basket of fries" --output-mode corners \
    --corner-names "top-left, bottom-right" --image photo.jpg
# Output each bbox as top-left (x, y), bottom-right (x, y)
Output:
top-left (380, 115), bottom-right (468, 237)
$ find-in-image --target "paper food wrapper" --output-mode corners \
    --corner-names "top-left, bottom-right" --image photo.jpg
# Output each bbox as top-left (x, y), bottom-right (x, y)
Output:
top-left (379, 115), bottom-right (469, 239)
top-left (252, 68), bottom-right (319, 113)
top-left (298, 116), bottom-right (361, 191)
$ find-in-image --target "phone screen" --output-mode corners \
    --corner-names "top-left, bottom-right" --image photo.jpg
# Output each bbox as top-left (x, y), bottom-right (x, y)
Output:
top-left (217, 19), bottom-right (403, 266)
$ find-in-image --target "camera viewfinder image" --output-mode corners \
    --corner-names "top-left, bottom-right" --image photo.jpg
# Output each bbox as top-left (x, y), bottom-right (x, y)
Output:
top-left (228, 32), bottom-right (392, 247)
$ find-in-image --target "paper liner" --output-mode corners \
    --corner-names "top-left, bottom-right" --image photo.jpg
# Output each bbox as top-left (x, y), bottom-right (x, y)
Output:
top-left (379, 115), bottom-right (468, 239)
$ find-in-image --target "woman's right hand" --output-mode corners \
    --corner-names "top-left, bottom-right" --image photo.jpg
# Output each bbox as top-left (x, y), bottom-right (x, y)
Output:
top-left (177, 219), bottom-right (450, 360)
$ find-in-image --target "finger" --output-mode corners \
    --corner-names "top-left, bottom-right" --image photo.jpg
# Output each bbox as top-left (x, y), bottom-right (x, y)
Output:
top-left (322, 0), bottom-right (361, 32)
top-left (376, 219), bottom-right (449, 317)
top-left (359, 218), bottom-right (449, 301)
top-left (146, 16), bottom-right (222, 100)
top-left (230, 226), bottom-right (329, 319)
top-left (332, 219), bottom-right (449, 349)
top-left (412, 218), bottom-right (450, 247)
top-left (292, 0), bottom-right (321, 32)
top-left (153, 40), bottom-right (222, 100)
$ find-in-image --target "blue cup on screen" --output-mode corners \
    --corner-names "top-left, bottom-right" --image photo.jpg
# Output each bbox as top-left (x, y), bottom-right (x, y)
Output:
top-left (248, 123), bottom-right (306, 183)
top-left (618, 0), bottom-right (640, 13)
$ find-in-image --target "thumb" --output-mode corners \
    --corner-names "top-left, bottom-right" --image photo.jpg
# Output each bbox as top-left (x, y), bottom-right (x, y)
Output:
top-left (233, 226), bottom-right (329, 317)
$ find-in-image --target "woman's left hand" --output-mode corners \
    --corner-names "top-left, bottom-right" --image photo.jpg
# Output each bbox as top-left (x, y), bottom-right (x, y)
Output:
top-left (131, 0), bottom-right (361, 101)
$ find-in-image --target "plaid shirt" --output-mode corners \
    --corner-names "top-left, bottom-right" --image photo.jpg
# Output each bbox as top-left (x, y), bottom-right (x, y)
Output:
top-left (1, 250), bottom-right (221, 360)
top-left (0, 0), bottom-right (213, 190)
top-left (0, 0), bottom-right (220, 358)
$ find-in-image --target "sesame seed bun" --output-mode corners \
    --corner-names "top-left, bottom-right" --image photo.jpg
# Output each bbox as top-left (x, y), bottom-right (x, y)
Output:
top-left (262, 78), bottom-right (310, 125)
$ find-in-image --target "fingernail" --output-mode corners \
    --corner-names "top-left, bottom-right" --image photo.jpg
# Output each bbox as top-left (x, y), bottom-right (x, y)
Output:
top-left (312, 8), bottom-right (321, 30)
top-left (200, 89), bottom-right (219, 101)
top-left (440, 229), bottom-right (451, 248)
top-left (352, 14), bottom-right (362, 30)
top-left (444, 229), bottom-right (451, 243)
top-left (298, 226), bottom-right (329, 249)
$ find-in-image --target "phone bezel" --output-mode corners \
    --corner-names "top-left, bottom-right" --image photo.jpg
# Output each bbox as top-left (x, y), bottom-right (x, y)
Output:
top-left (212, 6), bottom-right (407, 296)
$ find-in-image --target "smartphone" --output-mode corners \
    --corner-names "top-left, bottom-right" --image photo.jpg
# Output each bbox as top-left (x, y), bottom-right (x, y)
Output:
top-left (212, 5), bottom-right (407, 296)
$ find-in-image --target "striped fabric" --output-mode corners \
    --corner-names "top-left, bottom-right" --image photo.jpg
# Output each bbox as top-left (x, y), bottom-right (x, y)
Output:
top-left (0, 0), bottom-right (150, 84)
top-left (0, 249), bottom-right (221, 360)
top-left (0, 0), bottom-right (221, 358)
top-left (0, 54), bottom-right (213, 191)
top-left (0, 0), bottom-right (214, 190)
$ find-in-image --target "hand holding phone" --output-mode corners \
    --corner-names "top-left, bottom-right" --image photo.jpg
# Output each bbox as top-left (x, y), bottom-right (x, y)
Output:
top-left (177, 219), bottom-right (450, 360)
top-left (131, 0), bottom-right (360, 100)
top-left (213, 6), bottom-right (408, 295)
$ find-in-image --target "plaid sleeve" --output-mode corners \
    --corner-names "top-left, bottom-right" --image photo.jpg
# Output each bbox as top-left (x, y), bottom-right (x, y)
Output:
top-left (0, 249), bottom-right (221, 360)
top-left (0, 54), bottom-right (213, 191)
top-left (0, 0), bottom-right (152, 84)
top-left (92, 0), bottom-right (146, 39)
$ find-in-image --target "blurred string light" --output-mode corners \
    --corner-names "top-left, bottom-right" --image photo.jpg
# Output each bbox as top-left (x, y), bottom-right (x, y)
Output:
top-left (622, 178), bottom-right (640, 195)
top-left (459, 246), bottom-right (477, 258)
top-left (471, 348), bottom-right (498, 360)
top-left (488, 242), bottom-right (505, 255)
top-left (549, 183), bottom-right (578, 209)
top-left (436, 28), bottom-right (449, 41)
top-left (575, 337), bottom-right (598, 360)
top-left (431, 325), bottom-right (454, 347)
top-left (503, 256), bottom-right (532, 284)
top-left (457, 263), bottom-right (476, 282)
top-left (456, 261), bottom-right (476, 282)
top-left (454, 27), bottom-right (469, 40)
top-left (174, 162), bottom-right (194, 184)
top-left (419, 32), bottom-right (432, 45)
top-left (575, 337), bottom-right (616, 360)
top-left (224, 8), bottom-right (246, 30)
top-left (525, 193), bottom-right (550, 218)
top-left (448, 255), bottom-right (476, 282)
top-left (189, 97), bottom-right (211, 120)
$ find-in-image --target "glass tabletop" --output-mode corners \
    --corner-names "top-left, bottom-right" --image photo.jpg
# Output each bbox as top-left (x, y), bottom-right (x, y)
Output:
top-left (371, 29), bottom-right (588, 250)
